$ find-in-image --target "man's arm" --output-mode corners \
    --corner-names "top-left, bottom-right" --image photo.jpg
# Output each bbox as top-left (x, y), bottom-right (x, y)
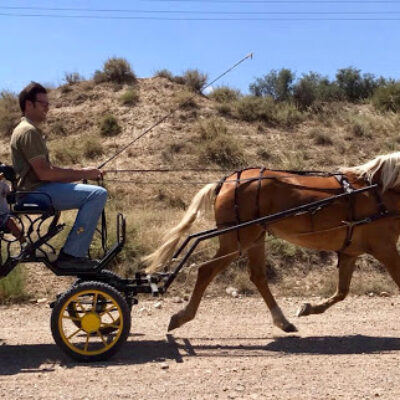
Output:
top-left (30, 157), bottom-right (102, 182)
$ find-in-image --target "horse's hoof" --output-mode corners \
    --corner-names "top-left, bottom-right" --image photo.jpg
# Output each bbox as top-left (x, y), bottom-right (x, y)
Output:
top-left (283, 323), bottom-right (298, 333)
top-left (296, 303), bottom-right (311, 317)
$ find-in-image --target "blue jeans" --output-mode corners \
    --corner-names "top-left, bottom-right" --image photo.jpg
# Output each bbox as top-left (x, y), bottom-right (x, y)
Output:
top-left (22, 183), bottom-right (107, 257)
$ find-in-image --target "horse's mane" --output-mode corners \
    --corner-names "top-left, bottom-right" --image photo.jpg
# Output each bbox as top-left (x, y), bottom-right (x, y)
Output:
top-left (342, 152), bottom-right (400, 192)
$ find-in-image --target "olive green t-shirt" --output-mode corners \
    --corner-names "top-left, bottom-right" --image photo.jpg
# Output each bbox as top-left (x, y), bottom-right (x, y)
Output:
top-left (10, 117), bottom-right (49, 190)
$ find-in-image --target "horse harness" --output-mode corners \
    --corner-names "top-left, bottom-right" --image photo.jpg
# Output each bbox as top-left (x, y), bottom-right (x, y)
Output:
top-left (215, 167), bottom-right (398, 254)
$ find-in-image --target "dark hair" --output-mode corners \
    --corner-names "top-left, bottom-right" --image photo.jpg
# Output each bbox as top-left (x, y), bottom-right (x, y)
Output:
top-left (18, 82), bottom-right (47, 113)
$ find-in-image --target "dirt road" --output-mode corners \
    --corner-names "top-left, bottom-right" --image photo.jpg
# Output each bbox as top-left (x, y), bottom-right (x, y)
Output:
top-left (1, 295), bottom-right (400, 400)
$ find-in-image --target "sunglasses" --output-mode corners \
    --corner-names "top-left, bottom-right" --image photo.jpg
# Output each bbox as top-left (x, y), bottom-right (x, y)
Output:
top-left (34, 100), bottom-right (50, 107)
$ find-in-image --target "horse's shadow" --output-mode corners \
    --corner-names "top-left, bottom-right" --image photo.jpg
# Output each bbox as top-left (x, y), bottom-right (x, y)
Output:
top-left (1, 334), bottom-right (400, 375)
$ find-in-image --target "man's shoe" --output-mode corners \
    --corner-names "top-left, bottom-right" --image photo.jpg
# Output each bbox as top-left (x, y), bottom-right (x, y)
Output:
top-left (57, 250), bottom-right (98, 270)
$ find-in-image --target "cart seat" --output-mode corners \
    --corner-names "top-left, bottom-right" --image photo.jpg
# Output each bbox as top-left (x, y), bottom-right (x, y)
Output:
top-left (13, 200), bottom-right (54, 213)
top-left (10, 193), bottom-right (55, 214)
top-left (0, 164), bottom-right (55, 214)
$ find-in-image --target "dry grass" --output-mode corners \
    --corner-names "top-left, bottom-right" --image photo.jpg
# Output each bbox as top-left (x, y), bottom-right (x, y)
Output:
top-left (0, 91), bottom-right (20, 137)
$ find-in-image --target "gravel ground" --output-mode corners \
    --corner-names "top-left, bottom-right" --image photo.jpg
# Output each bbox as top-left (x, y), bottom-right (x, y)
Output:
top-left (1, 295), bottom-right (400, 400)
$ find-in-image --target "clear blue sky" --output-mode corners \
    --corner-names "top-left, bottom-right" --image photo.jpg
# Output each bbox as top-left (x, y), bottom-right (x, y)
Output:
top-left (1, 0), bottom-right (399, 94)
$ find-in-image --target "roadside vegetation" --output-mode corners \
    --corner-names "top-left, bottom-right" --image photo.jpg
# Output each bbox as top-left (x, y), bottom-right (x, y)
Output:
top-left (1, 59), bottom-right (400, 302)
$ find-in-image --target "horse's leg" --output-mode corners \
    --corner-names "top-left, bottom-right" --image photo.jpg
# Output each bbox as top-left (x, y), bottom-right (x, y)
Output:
top-left (247, 240), bottom-right (297, 332)
top-left (367, 242), bottom-right (400, 289)
top-left (168, 247), bottom-right (238, 331)
top-left (297, 252), bottom-right (357, 317)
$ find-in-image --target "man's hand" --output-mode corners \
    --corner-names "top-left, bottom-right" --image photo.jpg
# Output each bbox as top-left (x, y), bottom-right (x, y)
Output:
top-left (82, 168), bottom-right (104, 180)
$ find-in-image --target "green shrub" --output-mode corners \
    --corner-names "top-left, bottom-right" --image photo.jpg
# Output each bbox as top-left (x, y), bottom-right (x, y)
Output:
top-left (155, 69), bottom-right (174, 81)
top-left (172, 75), bottom-right (186, 85)
top-left (336, 67), bottom-right (378, 102)
top-left (93, 70), bottom-right (107, 84)
top-left (372, 82), bottom-right (400, 112)
top-left (249, 68), bottom-right (295, 101)
top-left (275, 102), bottom-right (303, 128)
top-left (120, 89), bottom-right (139, 106)
top-left (83, 136), bottom-right (104, 158)
top-left (100, 114), bottom-right (121, 137)
top-left (64, 72), bottom-right (84, 85)
top-left (294, 72), bottom-right (344, 110)
top-left (216, 103), bottom-right (232, 116)
top-left (209, 86), bottom-right (240, 103)
top-left (50, 138), bottom-right (81, 165)
top-left (197, 118), bottom-right (245, 168)
top-left (182, 69), bottom-right (208, 93)
top-left (51, 121), bottom-right (67, 136)
top-left (312, 131), bottom-right (333, 145)
top-left (0, 91), bottom-right (20, 137)
top-left (234, 96), bottom-right (276, 123)
top-left (174, 90), bottom-right (198, 109)
top-left (0, 266), bottom-right (27, 303)
top-left (94, 57), bottom-right (136, 84)
top-left (348, 118), bottom-right (372, 138)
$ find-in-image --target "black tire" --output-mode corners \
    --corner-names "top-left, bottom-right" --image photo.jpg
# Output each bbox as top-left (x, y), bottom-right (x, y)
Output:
top-left (51, 281), bottom-right (131, 362)
top-left (68, 270), bottom-right (131, 335)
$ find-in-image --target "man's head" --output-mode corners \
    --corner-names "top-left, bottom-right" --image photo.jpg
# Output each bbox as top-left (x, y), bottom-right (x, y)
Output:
top-left (19, 82), bottom-right (49, 124)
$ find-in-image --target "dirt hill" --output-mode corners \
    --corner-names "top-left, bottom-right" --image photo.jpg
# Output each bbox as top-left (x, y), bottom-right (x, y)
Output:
top-left (1, 76), bottom-right (400, 301)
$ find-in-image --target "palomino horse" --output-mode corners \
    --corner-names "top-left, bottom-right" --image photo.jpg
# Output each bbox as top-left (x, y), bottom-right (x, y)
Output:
top-left (145, 153), bottom-right (400, 333)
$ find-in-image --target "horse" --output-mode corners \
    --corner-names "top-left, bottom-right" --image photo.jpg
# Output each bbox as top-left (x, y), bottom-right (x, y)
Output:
top-left (144, 152), bottom-right (400, 333)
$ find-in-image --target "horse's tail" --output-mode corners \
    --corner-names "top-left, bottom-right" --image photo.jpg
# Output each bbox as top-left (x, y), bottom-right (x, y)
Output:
top-left (144, 182), bottom-right (219, 273)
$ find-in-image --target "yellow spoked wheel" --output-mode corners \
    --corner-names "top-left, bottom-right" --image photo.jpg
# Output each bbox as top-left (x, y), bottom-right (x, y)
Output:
top-left (67, 271), bottom-right (129, 335)
top-left (51, 281), bottom-right (131, 362)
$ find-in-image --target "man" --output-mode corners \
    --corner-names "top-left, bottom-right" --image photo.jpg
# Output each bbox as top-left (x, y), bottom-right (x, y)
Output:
top-left (10, 82), bottom-right (106, 269)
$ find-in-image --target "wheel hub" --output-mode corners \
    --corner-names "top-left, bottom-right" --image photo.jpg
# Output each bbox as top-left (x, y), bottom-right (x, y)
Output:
top-left (81, 312), bottom-right (101, 333)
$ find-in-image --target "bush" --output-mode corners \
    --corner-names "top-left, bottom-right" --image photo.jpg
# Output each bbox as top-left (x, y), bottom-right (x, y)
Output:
top-left (50, 138), bottom-right (81, 165)
top-left (197, 118), bottom-right (245, 168)
top-left (182, 69), bottom-right (208, 93)
top-left (100, 114), bottom-right (121, 137)
top-left (83, 136), bottom-right (104, 158)
top-left (372, 82), bottom-right (400, 112)
top-left (336, 67), bottom-right (378, 102)
top-left (294, 72), bottom-right (344, 110)
top-left (234, 96), bottom-right (276, 123)
top-left (94, 57), bottom-right (136, 84)
top-left (120, 89), bottom-right (139, 106)
top-left (174, 90), bottom-right (198, 109)
top-left (209, 86), bottom-right (240, 103)
top-left (310, 130), bottom-right (333, 146)
top-left (275, 102), bottom-right (303, 128)
top-left (93, 70), bottom-right (107, 84)
top-left (154, 69), bottom-right (174, 81)
top-left (0, 91), bottom-right (20, 137)
top-left (51, 121), bottom-right (67, 136)
top-left (0, 266), bottom-right (27, 303)
top-left (216, 103), bottom-right (232, 116)
top-left (249, 68), bottom-right (295, 101)
top-left (64, 72), bottom-right (84, 85)
top-left (172, 75), bottom-right (186, 85)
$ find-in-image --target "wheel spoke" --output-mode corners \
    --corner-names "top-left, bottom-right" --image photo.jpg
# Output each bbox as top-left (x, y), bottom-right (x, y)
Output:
top-left (74, 300), bottom-right (86, 313)
top-left (92, 293), bottom-right (98, 309)
top-left (101, 323), bottom-right (119, 329)
top-left (104, 311), bottom-right (117, 324)
top-left (63, 315), bottom-right (81, 322)
top-left (99, 306), bottom-right (117, 316)
top-left (96, 330), bottom-right (108, 346)
top-left (84, 333), bottom-right (90, 352)
top-left (66, 328), bottom-right (82, 340)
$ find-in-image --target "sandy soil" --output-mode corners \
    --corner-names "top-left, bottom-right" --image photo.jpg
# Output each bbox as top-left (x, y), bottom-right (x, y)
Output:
top-left (1, 295), bottom-right (400, 400)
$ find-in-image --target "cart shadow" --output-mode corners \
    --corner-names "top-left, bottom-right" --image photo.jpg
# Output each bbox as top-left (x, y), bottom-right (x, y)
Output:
top-left (1, 334), bottom-right (400, 375)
